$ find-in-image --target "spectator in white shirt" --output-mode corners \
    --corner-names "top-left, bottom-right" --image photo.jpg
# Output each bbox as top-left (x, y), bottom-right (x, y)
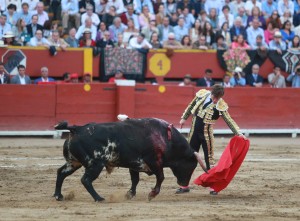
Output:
top-left (76, 17), bottom-right (97, 40)
top-left (128, 33), bottom-right (152, 49)
top-left (106, 0), bottom-right (125, 14)
top-left (244, 0), bottom-right (262, 16)
top-left (81, 4), bottom-right (100, 27)
top-left (61, 0), bottom-right (81, 32)
top-left (218, 5), bottom-right (234, 28)
top-left (34, 2), bottom-right (49, 26)
top-left (0, 14), bottom-right (12, 39)
top-left (205, 0), bottom-right (224, 15)
top-left (278, 0), bottom-right (294, 17)
top-left (28, 29), bottom-right (51, 47)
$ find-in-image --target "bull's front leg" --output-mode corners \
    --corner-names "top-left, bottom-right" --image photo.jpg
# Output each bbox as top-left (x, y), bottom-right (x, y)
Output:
top-left (126, 169), bottom-right (140, 200)
top-left (81, 161), bottom-right (105, 202)
top-left (148, 170), bottom-right (164, 201)
top-left (54, 163), bottom-right (81, 201)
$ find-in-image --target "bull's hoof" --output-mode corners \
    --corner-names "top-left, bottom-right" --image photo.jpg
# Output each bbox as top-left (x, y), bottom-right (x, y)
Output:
top-left (125, 190), bottom-right (136, 200)
top-left (53, 193), bottom-right (64, 201)
top-left (148, 191), bottom-right (158, 201)
top-left (95, 196), bottom-right (105, 202)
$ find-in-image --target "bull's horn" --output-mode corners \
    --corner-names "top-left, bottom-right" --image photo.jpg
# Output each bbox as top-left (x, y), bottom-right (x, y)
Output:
top-left (194, 152), bottom-right (209, 174)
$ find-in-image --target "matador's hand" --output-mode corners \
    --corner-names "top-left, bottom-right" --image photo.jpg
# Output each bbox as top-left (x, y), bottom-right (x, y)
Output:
top-left (179, 119), bottom-right (186, 129)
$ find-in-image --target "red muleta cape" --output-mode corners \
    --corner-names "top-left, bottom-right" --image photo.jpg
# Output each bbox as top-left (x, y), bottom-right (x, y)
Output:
top-left (194, 136), bottom-right (250, 192)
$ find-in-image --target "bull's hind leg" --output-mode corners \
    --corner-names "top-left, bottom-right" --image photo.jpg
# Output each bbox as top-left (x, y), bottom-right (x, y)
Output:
top-left (81, 161), bottom-right (105, 202)
top-left (54, 162), bottom-right (82, 201)
top-left (148, 170), bottom-right (165, 201)
top-left (126, 169), bottom-right (140, 200)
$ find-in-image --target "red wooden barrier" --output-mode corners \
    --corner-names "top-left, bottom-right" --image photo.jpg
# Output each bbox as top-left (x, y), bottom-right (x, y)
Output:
top-left (0, 85), bottom-right (56, 130)
top-left (56, 83), bottom-right (116, 125)
top-left (0, 84), bottom-right (299, 131)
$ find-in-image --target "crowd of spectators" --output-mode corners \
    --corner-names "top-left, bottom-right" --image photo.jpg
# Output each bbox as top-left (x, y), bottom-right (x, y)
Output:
top-left (1, 0), bottom-right (300, 87)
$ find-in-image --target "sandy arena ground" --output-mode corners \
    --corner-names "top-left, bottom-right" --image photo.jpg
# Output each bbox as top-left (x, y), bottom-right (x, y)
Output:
top-left (0, 136), bottom-right (299, 221)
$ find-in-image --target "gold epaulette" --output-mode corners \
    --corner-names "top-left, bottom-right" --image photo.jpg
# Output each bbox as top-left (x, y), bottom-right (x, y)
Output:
top-left (216, 98), bottom-right (228, 111)
top-left (196, 89), bottom-right (210, 98)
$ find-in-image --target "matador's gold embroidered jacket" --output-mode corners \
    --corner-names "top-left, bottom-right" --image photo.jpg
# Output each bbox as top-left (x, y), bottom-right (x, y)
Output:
top-left (181, 89), bottom-right (241, 135)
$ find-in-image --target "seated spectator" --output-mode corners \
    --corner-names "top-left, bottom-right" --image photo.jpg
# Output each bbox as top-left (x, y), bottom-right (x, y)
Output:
top-left (212, 35), bottom-right (228, 50)
top-left (79, 0), bottom-right (96, 14)
top-left (266, 10), bottom-right (282, 29)
top-left (189, 19), bottom-right (201, 44)
top-left (123, 19), bottom-right (139, 43)
top-left (96, 31), bottom-right (114, 48)
top-left (79, 28), bottom-right (96, 47)
top-left (230, 66), bottom-right (246, 86)
top-left (163, 32), bottom-right (183, 49)
top-left (28, 30), bottom-right (51, 47)
top-left (138, 6), bottom-right (155, 29)
top-left (63, 72), bottom-right (71, 83)
top-left (128, 33), bottom-right (152, 49)
top-left (294, 0), bottom-right (300, 27)
top-left (48, 30), bottom-right (69, 51)
top-left (287, 65), bottom-right (300, 88)
top-left (236, 6), bottom-right (248, 27)
top-left (268, 66), bottom-right (286, 88)
top-left (4, 4), bottom-right (18, 27)
top-left (202, 21), bottom-right (216, 46)
top-left (280, 20), bottom-right (295, 45)
top-left (229, 0), bottom-right (245, 17)
top-left (218, 5), bottom-right (234, 28)
top-left (173, 17), bottom-right (189, 42)
top-left (114, 34), bottom-right (126, 48)
top-left (26, 14), bottom-right (43, 38)
top-left (105, 0), bottom-right (125, 14)
top-left (155, 3), bottom-right (166, 25)
top-left (157, 16), bottom-right (174, 43)
top-left (43, 20), bottom-right (56, 39)
top-left (2, 31), bottom-right (22, 46)
top-left (231, 34), bottom-right (250, 49)
top-left (17, 2), bottom-right (32, 25)
top-left (96, 22), bottom-right (113, 42)
top-left (12, 18), bottom-right (30, 46)
top-left (230, 16), bottom-right (247, 42)
top-left (246, 6), bottom-right (266, 29)
top-left (34, 67), bottom-right (55, 84)
top-left (34, 2), bottom-right (49, 26)
top-left (0, 15), bottom-right (12, 40)
top-left (81, 4), bottom-right (100, 28)
top-left (208, 8), bottom-right (219, 31)
top-left (83, 72), bottom-right (92, 83)
top-left (108, 70), bottom-right (125, 83)
top-left (109, 17), bottom-right (127, 42)
top-left (247, 18), bottom-right (265, 48)
top-left (264, 22), bottom-right (277, 45)
top-left (169, 12), bottom-right (179, 27)
top-left (70, 73), bottom-right (79, 83)
top-left (61, 0), bottom-right (81, 32)
top-left (135, 0), bottom-right (154, 15)
top-left (216, 22), bottom-right (232, 46)
top-left (252, 34), bottom-right (269, 50)
top-left (245, 0), bottom-right (262, 16)
top-left (150, 32), bottom-right (162, 49)
top-left (179, 74), bottom-right (193, 86)
top-left (165, 0), bottom-right (177, 18)
top-left (179, 7), bottom-right (195, 29)
top-left (192, 35), bottom-right (211, 50)
top-left (269, 31), bottom-right (287, 54)
top-left (181, 35), bottom-right (192, 49)
top-left (280, 9), bottom-right (294, 29)
top-left (278, 0), bottom-right (294, 17)
top-left (76, 18), bottom-right (97, 41)
top-left (222, 74), bottom-right (233, 87)
top-left (141, 20), bottom-right (159, 41)
top-left (65, 28), bottom-right (79, 48)
top-left (120, 5), bottom-right (139, 30)
top-left (246, 64), bottom-right (263, 87)
top-left (11, 64), bottom-right (31, 85)
top-left (261, 0), bottom-right (277, 19)
top-left (102, 6), bottom-right (117, 28)
top-left (196, 68), bottom-right (215, 87)
top-left (0, 62), bottom-right (10, 84)
top-left (288, 35), bottom-right (300, 50)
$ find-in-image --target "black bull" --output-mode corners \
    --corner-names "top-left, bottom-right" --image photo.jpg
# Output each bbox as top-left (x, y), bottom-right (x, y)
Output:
top-left (53, 118), bottom-right (207, 202)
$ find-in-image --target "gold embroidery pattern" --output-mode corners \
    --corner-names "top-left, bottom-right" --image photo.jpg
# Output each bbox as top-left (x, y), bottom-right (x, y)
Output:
top-left (216, 98), bottom-right (228, 111)
top-left (222, 111), bottom-right (241, 135)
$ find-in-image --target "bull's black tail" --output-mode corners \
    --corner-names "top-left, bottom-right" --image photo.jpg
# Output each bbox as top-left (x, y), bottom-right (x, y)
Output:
top-left (54, 121), bottom-right (77, 133)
